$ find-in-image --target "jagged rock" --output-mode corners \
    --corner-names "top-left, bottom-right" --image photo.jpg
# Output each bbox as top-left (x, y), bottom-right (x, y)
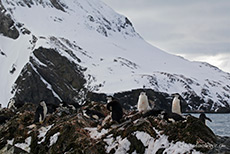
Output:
top-left (208, 136), bottom-right (230, 154)
top-left (0, 2), bottom-right (19, 39)
top-left (12, 47), bottom-right (87, 107)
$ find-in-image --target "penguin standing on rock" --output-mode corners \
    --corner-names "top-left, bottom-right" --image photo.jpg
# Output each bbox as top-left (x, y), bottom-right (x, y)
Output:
top-left (137, 92), bottom-right (150, 113)
top-left (106, 96), bottom-right (123, 123)
top-left (171, 93), bottom-right (182, 115)
top-left (34, 101), bottom-right (47, 124)
top-left (7, 98), bottom-right (17, 111)
top-left (162, 112), bottom-right (185, 123)
top-left (199, 113), bottom-right (212, 125)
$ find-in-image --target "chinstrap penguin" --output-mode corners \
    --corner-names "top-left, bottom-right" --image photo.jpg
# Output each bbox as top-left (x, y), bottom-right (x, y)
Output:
top-left (7, 98), bottom-right (17, 111)
top-left (162, 112), bottom-right (185, 123)
top-left (199, 113), bottom-right (212, 125)
top-left (137, 92), bottom-right (150, 113)
top-left (171, 93), bottom-right (182, 115)
top-left (34, 101), bottom-right (47, 123)
top-left (106, 96), bottom-right (123, 123)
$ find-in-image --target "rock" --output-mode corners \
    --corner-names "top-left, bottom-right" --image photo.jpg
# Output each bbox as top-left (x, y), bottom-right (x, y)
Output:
top-left (208, 136), bottom-right (230, 154)
top-left (12, 47), bottom-right (87, 107)
top-left (88, 89), bottom-right (188, 112)
top-left (0, 101), bottom-right (223, 153)
top-left (0, 144), bottom-right (29, 154)
top-left (0, 2), bottom-right (19, 39)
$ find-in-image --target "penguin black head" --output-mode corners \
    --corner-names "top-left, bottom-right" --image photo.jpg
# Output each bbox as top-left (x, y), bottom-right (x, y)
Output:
top-left (106, 96), bottom-right (114, 103)
top-left (140, 92), bottom-right (146, 96)
top-left (40, 101), bottom-right (46, 107)
top-left (199, 113), bottom-right (212, 124)
top-left (172, 93), bottom-right (180, 98)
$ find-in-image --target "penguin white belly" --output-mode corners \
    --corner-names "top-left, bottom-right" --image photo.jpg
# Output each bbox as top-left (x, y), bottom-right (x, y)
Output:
top-left (137, 96), bottom-right (149, 113)
top-left (172, 98), bottom-right (181, 115)
top-left (39, 114), bottom-right (42, 123)
top-left (138, 102), bottom-right (147, 112)
top-left (43, 105), bottom-right (47, 119)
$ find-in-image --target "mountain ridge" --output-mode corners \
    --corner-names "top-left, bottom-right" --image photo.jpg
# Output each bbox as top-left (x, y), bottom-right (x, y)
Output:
top-left (0, 0), bottom-right (230, 112)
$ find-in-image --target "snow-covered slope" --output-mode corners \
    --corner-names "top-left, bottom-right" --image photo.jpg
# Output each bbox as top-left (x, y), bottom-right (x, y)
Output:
top-left (0, 0), bottom-right (230, 112)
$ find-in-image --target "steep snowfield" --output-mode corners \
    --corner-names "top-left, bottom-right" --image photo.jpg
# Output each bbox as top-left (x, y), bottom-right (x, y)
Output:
top-left (1, 0), bottom-right (230, 110)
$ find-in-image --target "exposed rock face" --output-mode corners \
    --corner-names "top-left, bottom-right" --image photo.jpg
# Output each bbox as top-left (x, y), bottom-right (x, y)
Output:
top-left (49, 0), bottom-right (66, 12)
top-left (114, 89), bottom-right (188, 112)
top-left (0, 1), bottom-right (19, 39)
top-left (88, 89), bottom-right (188, 113)
top-left (1, 102), bottom-right (226, 154)
top-left (12, 47), bottom-right (87, 107)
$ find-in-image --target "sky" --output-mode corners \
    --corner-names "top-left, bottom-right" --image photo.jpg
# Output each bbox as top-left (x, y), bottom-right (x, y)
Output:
top-left (102, 0), bottom-right (230, 73)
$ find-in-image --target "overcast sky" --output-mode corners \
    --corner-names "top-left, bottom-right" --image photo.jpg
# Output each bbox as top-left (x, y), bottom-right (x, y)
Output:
top-left (102, 0), bottom-right (230, 73)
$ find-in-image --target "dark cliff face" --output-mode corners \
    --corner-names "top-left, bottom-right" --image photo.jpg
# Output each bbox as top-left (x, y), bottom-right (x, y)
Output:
top-left (88, 89), bottom-right (188, 113)
top-left (114, 89), bottom-right (188, 112)
top-left (12, 47), bottom-right (87, 107)
top-left (0, 1), bottom-right (19, 39)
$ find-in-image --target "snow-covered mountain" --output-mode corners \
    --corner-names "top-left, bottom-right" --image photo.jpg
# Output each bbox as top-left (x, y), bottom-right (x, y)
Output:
top-left (1, 0), bottom-right (230, 112)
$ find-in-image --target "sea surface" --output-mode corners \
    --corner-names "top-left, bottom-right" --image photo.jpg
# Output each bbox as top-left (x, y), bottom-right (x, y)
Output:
top-left (192, 114), bottom-right (230, 136)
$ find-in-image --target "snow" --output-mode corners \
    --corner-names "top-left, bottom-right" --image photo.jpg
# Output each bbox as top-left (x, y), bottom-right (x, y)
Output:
top-left (0, 34), bottom-right (33, 106)
top-left (84, 124), bottom-right (202, 153)
top-left (7, 138), bottom-right (14, 145)
top-left (101, 128), bottom-right (201, 154)
top-left (134, 129), bottom-right (201, 154)
top-left (49, 132), bottom-right (60, 147)
top-left (104, 136), bottom-right (131, 154)
top-left (14, 136), bottom-right (32, 153)
top-left (0, 0), bottom-right (230, 111)
top-left (38, 124), bottom-right (54, 144)
top-left (84, 127), bottom-right (108, 139)
top-left (114, 138), bottom-right (131, 154)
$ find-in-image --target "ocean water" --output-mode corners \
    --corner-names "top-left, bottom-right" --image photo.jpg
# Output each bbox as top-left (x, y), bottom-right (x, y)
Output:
top-left (192, 114), bottom-right (230, 137)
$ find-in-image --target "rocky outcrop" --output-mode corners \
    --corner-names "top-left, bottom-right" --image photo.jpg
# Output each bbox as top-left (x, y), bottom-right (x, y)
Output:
top-left (1, 102), bottom-right (227, 154)
top-left (0, 1), bottom-right (19, 39)
top-left (12, 47), bottom-right (87, 107)
top-left (88, 89), bottom-right (189, 112)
